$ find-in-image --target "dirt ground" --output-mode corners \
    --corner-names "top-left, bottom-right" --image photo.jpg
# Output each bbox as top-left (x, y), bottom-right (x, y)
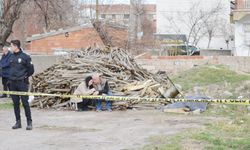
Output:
top-left (0, 99), bottom-right (218, 150)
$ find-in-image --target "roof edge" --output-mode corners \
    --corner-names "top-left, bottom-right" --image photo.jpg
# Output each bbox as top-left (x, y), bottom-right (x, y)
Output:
top-left (26, 23), bottom-right (93, 42)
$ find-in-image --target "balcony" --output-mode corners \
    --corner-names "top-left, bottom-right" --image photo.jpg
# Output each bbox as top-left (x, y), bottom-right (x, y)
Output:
top-left (231, 0), bottom-right (250, 22)
top-left (235, 0), bottom-right (250, 10)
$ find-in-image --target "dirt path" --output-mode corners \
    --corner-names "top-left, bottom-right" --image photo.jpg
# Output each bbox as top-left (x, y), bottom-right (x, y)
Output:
top-left (0, 108), bottom-right (217, 150)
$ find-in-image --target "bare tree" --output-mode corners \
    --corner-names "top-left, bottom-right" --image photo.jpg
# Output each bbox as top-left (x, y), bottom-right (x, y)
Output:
top-left (184, 2), bottom-right (223, 48)
top-left (163, 1), bottom-right (224, 54)
top-left (0, 0), bottom-right (78, 47)
top-left (204, 16), bottom-right (220, 49)
top-left (218, 18), bottom-right (234, 49)
top-left (32, 0), bottom-right (75, 31)
top-left (0, 0), bottom-right (26, 46)
top-left (128, 0), bottom-right (143, 49)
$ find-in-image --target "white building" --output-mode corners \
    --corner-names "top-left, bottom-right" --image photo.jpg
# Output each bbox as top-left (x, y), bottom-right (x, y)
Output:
top-left (78, 4), bottom-right (156, 25)
top-left (156, 0), bottom-right (232, 50)
top-left (232, 0), bottom-right (250, 56)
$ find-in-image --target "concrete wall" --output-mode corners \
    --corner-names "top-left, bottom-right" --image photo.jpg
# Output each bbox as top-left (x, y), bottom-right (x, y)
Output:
top-left (2, 55), bottom-right (250, 92)
top-left (31, 55), bottom-right (59, 74)
top-left (3, 54), bottom-right (250, 80)
top-left (137, 56), bottom-right (250, 74)
top-left (156, 0), bottom-right (232, 49)
top-left (0, 54), bottom-right (59, 74)
top-left (32, 55), bottom-right (250, 75)
top-left (200, 49), bottom-right (232, 56)
top-left (137, 56), bottom-right (208, 74)
top-left (0, 55), bottom-right (59, 90)
top-left (3, 54), bottom-right (250, 76)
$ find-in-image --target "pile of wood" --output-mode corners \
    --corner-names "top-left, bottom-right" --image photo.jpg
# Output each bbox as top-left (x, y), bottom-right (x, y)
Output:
top-left (31, 47), bottom-right (179, 109)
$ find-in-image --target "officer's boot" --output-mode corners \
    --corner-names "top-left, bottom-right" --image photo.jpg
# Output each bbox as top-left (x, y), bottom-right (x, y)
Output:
top-left (0, 94), bottom-right (7, 98)
top-left (26, 120), bottom-right (33, 130)
top-left (12, 120), bottom-right (22, 129)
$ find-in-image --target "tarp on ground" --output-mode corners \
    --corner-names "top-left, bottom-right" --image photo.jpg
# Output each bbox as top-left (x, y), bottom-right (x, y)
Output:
top-left (163, 95), bottom-right (210, 112)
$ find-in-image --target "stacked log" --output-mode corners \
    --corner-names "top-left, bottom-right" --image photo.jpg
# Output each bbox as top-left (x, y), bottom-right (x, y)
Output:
top-left (31, 47), bottom-right (179, 109)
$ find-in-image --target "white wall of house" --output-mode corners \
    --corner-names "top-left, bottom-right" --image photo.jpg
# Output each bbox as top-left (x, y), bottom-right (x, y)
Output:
top-left (234, 15), bottom-right (250, 56)
top-left (156, 0), bottom-right (232, 50)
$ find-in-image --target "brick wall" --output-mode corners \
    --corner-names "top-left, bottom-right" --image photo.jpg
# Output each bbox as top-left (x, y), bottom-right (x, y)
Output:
top-left (26, 28), bottom-right (104, 54)
top-left (105, 26), bottom-right (128, 49)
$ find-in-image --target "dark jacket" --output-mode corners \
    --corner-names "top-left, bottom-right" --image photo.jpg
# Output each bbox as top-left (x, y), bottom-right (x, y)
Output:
top-left (94, 79), bottom-right (110, 95)
top-left (0, 51), bottom-right (12, 78)
top-left (8, 50), bottom-right (34, 81)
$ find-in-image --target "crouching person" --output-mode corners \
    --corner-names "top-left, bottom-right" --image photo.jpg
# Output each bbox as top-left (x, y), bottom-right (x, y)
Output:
top-left (71, 76), bottom-right (96, 111)
top-left (92, 73), bottom-right (112, 112)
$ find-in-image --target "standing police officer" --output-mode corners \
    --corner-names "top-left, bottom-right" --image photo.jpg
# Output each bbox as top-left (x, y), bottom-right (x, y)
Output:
top-left (9, 40), bottom-right (34, 130)
top-left (0, 43), bottom-right (12, 98)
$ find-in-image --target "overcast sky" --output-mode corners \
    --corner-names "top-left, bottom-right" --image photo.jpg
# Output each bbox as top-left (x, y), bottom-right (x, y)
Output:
top-left (80, 0), bottom-right (156, 4)
top-left (114, 0), bottom-right (155, 3)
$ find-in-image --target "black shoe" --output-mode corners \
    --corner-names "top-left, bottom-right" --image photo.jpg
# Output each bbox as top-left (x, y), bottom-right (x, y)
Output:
top-left (26, 121), bottom-right (33, 130)
top-left (0, 95), bottom-right (7, 98)
top-left (12, 120), bottom-right (22, 129)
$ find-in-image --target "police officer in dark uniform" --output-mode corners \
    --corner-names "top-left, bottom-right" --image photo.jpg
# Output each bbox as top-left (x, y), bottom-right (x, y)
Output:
top-left (9, 40), bottom-right (34, 130)
top-left (0, 43), bottom-right (12, 98)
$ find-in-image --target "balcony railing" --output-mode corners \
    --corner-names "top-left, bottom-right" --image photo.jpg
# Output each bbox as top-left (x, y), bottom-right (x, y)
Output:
top-left (235, 0), bottom-right (250, 10)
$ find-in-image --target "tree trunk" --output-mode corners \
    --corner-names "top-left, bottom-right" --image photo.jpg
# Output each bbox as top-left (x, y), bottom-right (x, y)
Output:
top-left (207, 32), bottom-right (212, 49)
top-left (0, 0), bottom-right (26, 46)
top-left (128, 0), bottom-right (141, 50)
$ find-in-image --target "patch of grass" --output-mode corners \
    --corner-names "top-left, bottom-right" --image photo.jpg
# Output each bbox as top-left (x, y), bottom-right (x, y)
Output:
top-left (143, 65), bottom-right (250, 149)
top-left (172, 65), bottom-right (250, 91)
top-left (192, 132), bottom-right (250, 150)
top-left (200, 104), bottom-right (250, 149)
top-left (0, 103), bottom-right (13, 109)
top-left (143, 118), bottom-right (250, 150)
top-left (192, 116), bottom-right (250, 150)
top-left (143, 106), bottom-right (250, 150)
top-left (204, 104), bottom-right (248, 117)
top-left (143, 134), bottom-right (183, 150)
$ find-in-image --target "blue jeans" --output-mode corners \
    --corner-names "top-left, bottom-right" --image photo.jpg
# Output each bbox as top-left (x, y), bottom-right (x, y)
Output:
top-left (96, 91), bottom-right (112, 111)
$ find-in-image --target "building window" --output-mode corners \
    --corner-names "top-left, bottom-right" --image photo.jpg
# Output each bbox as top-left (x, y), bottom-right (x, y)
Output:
top-left (124, 14), bottom-right (130, 19)
top-left (101, 14), bottom-right (106, 19)
top-left (112, 14), bottom-right (116, 20)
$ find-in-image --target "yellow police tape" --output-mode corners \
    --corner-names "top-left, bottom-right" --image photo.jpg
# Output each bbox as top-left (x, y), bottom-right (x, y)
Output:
top-left (0, 90), bottom-right (249, 105)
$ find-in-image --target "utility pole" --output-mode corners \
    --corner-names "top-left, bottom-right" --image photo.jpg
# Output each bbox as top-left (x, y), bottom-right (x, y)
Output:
top-left (96, 0), bottom-right (99, 21)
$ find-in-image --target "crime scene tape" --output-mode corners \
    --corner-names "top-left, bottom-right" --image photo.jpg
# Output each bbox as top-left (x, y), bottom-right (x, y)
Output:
top-left (0, 90), bottom-right (249, 105)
